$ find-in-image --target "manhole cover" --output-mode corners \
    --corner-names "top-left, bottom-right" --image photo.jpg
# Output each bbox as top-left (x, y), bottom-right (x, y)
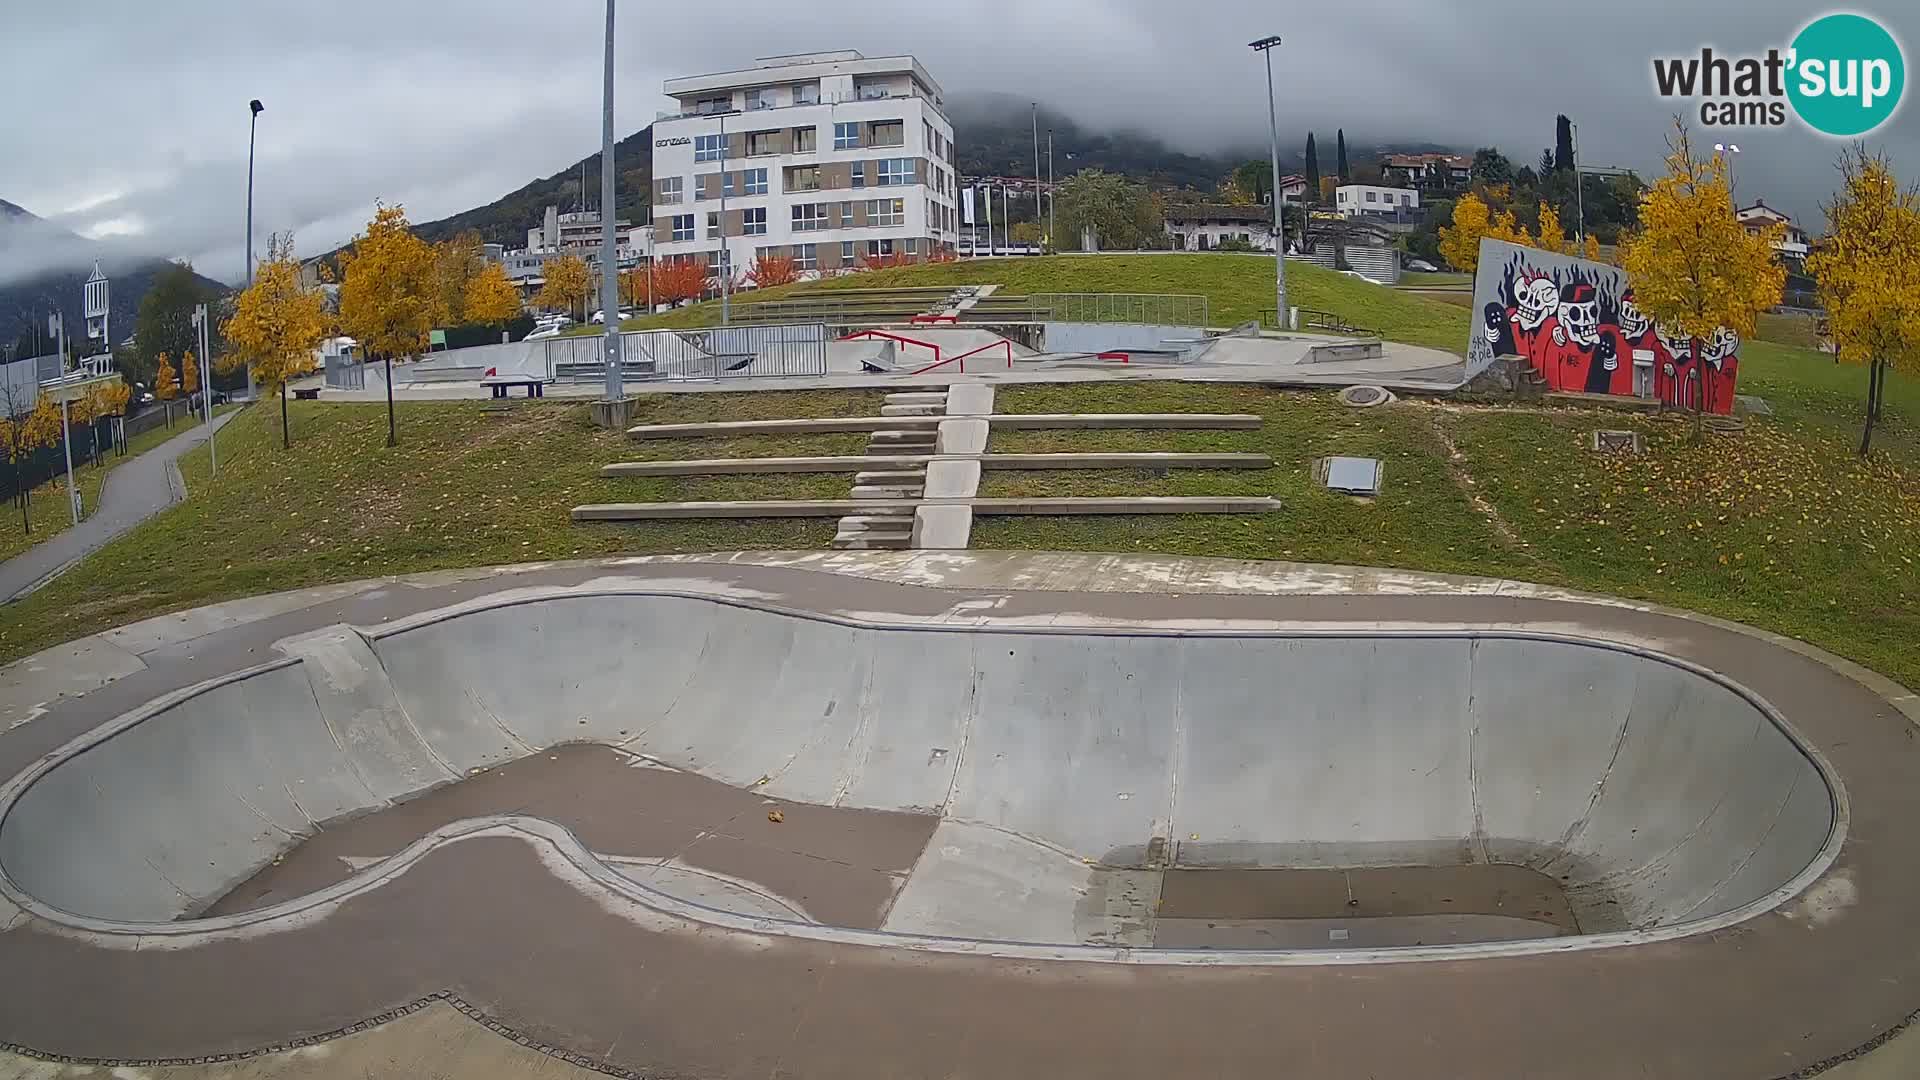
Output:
top-left (1592, 430), bottom-right (1644, 454)
top-left (1339, 385), bottom-right (1394, 408)
top-left (1320, 456), bottom-right (1383, 496)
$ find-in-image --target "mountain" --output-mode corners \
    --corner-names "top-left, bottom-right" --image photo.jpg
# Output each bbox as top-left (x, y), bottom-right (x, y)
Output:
top-left (0, 201), bottom-right (226, 360)
top-left (950, 96), bottom-right (1240, 194)
top-left (403, 126), bottom-right (656, 250)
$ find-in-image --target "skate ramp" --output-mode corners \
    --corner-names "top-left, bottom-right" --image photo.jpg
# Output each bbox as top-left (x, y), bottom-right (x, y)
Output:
top-left (0, 593), bottom-right (1838, 950)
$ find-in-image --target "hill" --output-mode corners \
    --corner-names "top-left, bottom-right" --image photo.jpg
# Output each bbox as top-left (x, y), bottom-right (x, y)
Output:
top-left (950, 96), bottom-right (1240, 192)
top-left (404, 126), bottom-right (656, 250)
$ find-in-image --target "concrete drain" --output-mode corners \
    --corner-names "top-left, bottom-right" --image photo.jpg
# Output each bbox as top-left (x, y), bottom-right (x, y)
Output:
top-left (1339, 384), bottom-right (1396, 408)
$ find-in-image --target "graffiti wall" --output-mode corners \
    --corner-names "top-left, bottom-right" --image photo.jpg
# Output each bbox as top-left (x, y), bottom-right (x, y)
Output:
top-left (1465, 238), bottom-right (1742, 414)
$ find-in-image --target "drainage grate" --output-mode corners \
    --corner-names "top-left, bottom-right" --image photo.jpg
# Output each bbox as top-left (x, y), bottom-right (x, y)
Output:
top-left (1320, 456), bottom-right (1383, 496)
top-left (1592, 430), bottom-right (1644, 454)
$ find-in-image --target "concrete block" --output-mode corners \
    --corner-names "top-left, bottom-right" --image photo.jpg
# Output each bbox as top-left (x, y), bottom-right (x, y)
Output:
top-left (588, 396), bottom-right (643, 430)
top-left (964, 496), bottom-right (1282, 515)
top-left (923, 459), bottom-right (981, 499)
top-left (850, 485), bottom-right (923, 499)
top-left (911, 503), bottom-right (972, 549)
top-left (945, 384), bottom-right (996, 416)
top-left (936, 418), bottom-right (989, 455)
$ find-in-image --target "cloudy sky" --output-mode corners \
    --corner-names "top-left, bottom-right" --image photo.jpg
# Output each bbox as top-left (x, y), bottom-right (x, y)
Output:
top-left (2, 0), bottom-right (1914, 285)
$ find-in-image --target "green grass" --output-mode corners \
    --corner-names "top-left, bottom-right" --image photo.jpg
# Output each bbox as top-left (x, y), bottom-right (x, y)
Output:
top-left (621, 255), bottom-right (1475, 354)
top-left (1397, 271), bottom-right (1472, 289)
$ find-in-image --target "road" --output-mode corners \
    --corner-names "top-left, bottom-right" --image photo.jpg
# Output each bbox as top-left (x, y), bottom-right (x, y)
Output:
top-left (0, 410), bottom-right (234, 602)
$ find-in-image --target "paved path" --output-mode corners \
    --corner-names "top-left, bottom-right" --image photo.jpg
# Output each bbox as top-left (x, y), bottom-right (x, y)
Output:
top-left (0, 411), bottom-right (234, 602)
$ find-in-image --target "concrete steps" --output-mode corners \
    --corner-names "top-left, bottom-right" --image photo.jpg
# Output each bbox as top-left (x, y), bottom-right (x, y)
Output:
top-left (832, 510), bottom-right (916, 551)
top-left (854, 469), bottom-right (927, 485)
top-left (850, 484), bottom-right (924, 500)
top-left (885, 392), bottom-right (948, 406)
top-left (867, 431), bottom-right (937, 452)
top-left (598, 452), bottom-right (1273, 478)
top-left (573, 496), bottom-right (1282, 522)
top-left (880, 404), bottom-right (945, 417)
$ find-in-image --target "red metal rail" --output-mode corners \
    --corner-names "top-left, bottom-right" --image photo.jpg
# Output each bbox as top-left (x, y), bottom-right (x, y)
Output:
top-left (837, 329), bottom-right (941, 370)
top-left (908, 337), bottom-right (1014, 376)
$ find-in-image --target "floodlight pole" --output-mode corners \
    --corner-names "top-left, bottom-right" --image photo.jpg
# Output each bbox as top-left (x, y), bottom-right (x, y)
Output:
top-left (1250, 35), bottom-right (1288, 328)
top-left (599, 0), bottom-right (623, 400)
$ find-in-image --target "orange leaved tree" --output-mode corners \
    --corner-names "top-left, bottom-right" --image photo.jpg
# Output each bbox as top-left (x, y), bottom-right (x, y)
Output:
top-left (746, 253), bottom-right (800, 289)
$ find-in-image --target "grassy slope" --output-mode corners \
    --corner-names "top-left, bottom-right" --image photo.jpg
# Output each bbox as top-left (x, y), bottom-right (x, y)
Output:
top-left (622, 255), bottom-right (1474, 354)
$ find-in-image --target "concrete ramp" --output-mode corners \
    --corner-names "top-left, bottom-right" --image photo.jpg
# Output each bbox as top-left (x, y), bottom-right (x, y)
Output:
top-left (0, 593), bottom-right (1837, 951)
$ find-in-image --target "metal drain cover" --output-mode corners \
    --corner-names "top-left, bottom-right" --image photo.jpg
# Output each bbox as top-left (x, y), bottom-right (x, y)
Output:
top-left (1322, 456), bottom-right (1383, 496)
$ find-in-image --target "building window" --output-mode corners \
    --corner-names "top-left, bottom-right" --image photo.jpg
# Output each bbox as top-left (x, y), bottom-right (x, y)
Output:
top-left (722, 172), bottom-right (736, 197)
top-left (745, 130), bottom-right (777, 156)
top-left (695, 134), bottom-right (723, 163)
top-left (1365, 190), bottom-right (1377, 203)
top-left (656, 176), bottom-right (683, 205)
top-left (744, 168), bottom-right (768, 196)
top-left (851, 162), bottom-right (865, 189)
top-left (1400, 193), bottom-right (1411, 205)
top-left (793, 83), bottom-right (819, 106)
top-left (841, 240), bottom-right (855, 262)
top-left (869, 198), bottom-right (904, 226)
top-left (744, 88), bottom-right (771, 111)
top-left (869, 120), bottom-right (904, 148)
top-left (865, 238), bottom-right (895, 258)
top-left (793, 203), bottom-right (828, 232)
top-left (670, 214), bottom-right (694, 242)
top-left (706, 211), bottom-right (720, 239)
top-left (786, 165), bottom-right (820, 192)
top-left (904, 238), bottom-right (919, 256)
top-left (923, 121), bottom-right (934, 150)
top-left (794, 126), bottom-right (816, 153)
top-left (742, 207), bottom-right (767, 235)
top-left (833, 122), bottom-right (860, 150)
top-left (877, 158), bottom-right (911, 186)
top-left (693, 95), bottom-right (729, 115)
top-left (794, 243), bottom-right (818, 271)
top-left (840, 201), bottom-right (854, 226)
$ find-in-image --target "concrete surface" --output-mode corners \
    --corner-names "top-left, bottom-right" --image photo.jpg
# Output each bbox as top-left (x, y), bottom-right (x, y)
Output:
top-left (625, 413), bottom-right (1259, 439)
top-left (909, 503), bottom-right (971, 549)
top-left (0, 412), bottom-right (233, 602)
top-left (0, 551), bottom-right (1912, 1079)
top-left (572, 496), bottom-right (1283, 520)
top-left (599, 452), bottom-right (1273, 476)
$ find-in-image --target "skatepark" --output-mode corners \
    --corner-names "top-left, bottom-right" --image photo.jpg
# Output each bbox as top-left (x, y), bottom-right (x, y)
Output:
top-left (0, 551), bottom-right (1914, 1078)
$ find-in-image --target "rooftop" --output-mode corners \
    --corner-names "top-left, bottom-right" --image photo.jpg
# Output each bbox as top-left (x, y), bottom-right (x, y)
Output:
top-left (663, 51), bottom-right (944, 104)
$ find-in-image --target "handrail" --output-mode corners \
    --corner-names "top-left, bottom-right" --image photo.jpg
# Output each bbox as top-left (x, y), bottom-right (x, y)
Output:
top-left (911, 338), bottom-right (1013, 376)
top-left (838, 329), bottom-right (940, 369)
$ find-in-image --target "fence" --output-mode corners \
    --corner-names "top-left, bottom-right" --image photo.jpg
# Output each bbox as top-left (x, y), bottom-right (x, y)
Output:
top-left (324, 353), bottom-right (366, 390)
top-left (548, 324), bottom-right (829, 382)
top-left (1027, 293), bottom-right (1210, 328)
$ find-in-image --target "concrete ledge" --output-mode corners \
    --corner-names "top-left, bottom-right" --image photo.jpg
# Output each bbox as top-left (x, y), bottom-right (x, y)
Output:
top-left (911, 504), bottom-right (973, 549)
top-left (627, 416), bottom-right (943, 439)
top-left (936, 419), bottom-right (989, 455)
top-left (987, 413), bottom-right (1262, 430)
top-left (600, 452), bottom-right (1274, 477)
top-left (573, 500), bottom-right (913, 520)
top-left (955, 496), bottom-right (1282, 515)
top-left (627, 414), bottom-right (1261, 439)
top-left (589, 396), bottom-right (644, 430)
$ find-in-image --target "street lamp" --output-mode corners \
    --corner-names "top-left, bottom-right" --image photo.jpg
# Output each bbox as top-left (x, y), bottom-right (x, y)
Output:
top-left (244, 98), bottom-right (263, 401)
top-left (1249, 35), bottom-right (1288, 329)
top-left (598, 0), bottom-right (622, 402)
top-left (1715, 142), bottom-right (1743, 198)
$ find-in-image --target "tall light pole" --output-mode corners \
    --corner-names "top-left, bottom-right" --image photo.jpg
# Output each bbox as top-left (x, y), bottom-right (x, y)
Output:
top-left (1571, 121), bottom-right (1586, 244)
top-left (1030, 103), bottom-right (1042, 230)
top-left (1714, 142), bottom-right (1743, 200)
top-left (1047, 129), bottom-right (1055, 253)
top-left (244, 98), bottom-right (263, 401)
top-left (718, 110), bottom-right (735, 325)
top-left (1249, 35), bottom-right (1288, 328)
top-left (598, 0), bottom-right (623, 401)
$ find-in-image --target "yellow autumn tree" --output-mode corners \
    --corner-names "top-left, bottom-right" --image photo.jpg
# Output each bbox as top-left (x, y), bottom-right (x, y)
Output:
top-left (155, 352), bottom-right (179, 401)
top-left (1807, 146), bottom-right (1920, 455)
top-left (181, 348), bottom-right (199, 398)
top-left (1583, 233), bottom-right (1602, 262)
top-left (538, 253), bottom-right (593, 321)
top-left (338, 203), bottom-right (444, 448)
top-left (1534, 202), bottom-right (1572, 255)
top-left (0, 392), bottom-right (61, 533)
top-left (1439, 192), bottom-right (1534, 273)
top-left (225, 233), bottom-right (328, 449)
top-left (1621, 120), bottom-right (1786, 436)
top-left (463, 262), bottom-right (523, 327)
top-left (432, 231), bottom-right (487, 325)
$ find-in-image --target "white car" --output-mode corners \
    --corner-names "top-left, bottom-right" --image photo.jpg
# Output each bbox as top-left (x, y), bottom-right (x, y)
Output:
top-left (525, 325), bottom-right (563, 340)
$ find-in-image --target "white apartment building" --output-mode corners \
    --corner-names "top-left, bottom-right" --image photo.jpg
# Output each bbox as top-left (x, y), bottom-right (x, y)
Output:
top-left (650, 51), bottom-right (959, 278)
top-left (1335, 184), bottom-right (1420, 220)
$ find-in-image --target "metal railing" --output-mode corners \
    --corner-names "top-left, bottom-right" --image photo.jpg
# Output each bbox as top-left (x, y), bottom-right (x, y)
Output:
top-left (546, 324), bottom-right (829, 382)
top-left (323, 354), bottom-right (366, 390)
top-left (1261, 307), bottom-right (1379, 337)
top-left (1028, 293), bottom-right (1210, 328)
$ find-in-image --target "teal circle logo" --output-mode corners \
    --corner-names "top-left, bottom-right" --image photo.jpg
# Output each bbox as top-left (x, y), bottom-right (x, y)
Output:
top-left (1788, 13), bottom-right (1905, 136)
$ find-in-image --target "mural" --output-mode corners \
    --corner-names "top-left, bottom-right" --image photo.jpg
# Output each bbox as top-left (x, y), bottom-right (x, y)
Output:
top-left (1465, 238), bottom-right (1741, 414)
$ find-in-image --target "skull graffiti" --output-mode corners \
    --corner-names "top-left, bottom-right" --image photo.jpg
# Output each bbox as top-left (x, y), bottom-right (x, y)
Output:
top-left (1557, 283), bottom-right (1600, 346)
top-left (1516, 274), bottom-right (1558, 330)
top-left (1703, 326), bottom-right (1740, 368)
top-left (1618, 289), bottom-right (1650, 339)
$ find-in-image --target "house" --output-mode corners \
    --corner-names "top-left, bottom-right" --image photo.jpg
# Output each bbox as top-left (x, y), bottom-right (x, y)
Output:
top-left (1380, 153), bottom-right (1472, 192)
top-left (1335, 184), bottom-right (1420, 221)
top-left (1736, 200), bottom-right (1811, 265)
top-left (1278, 173), bottom-right (1308, 202)
top-left (1164, 204), bottom-right (1277, 252)
top-left (1299, 216), bottom-right (1400, 284)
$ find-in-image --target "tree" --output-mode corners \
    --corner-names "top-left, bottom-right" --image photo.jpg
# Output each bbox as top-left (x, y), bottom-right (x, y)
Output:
top-left (432, 231), bottom-right (488, 325)
top-left (1335, 130), bottom-right (1349, 181)
top-left (463, 262), bottom-right (522, 327)
top-left (538, 253), bottom-right (593, 321)
top-left (338, 203), bottom-right (444, 448)
top-left (128, 261), bottom-right (216, 393)
top-left (224, 234), bottom-right (328, 449)
top-left (0, 388), bottom-right (59, 534)
top-left (1534, 202), bottom-right (1573, 254)
top-left (1304, 134), bottom-right (1321, 199)
top-left (1538, 148), bottom-right (1556, 177)
top-left (1807, 146), bottom-right (1920, 455)
top-left (181, 348), bottom-right (199, 399)
top-left (1438, 192), bottom-right (1531, 272)
top-left (745, 252), bottom-right (801, 289)
top-left (1054, 169), bottom-right (1164, 251)
top-left (1554, 115), bottom-right (1575, 173)
top-left (1230, 160), bottom-right (1273, 206)
top-left (1620, 120), bottom-right (1786, 437)
top-left (154, 351), bottom-right (179, 407)
top-left (1583, 233), bottom-right (1603, 261)
top-left (1009, 221), bottom-right (1044, 247)
top-left (1471, 148), bottom-right (1513, 187)
top-left (651, 259), bottom-right (708, 308)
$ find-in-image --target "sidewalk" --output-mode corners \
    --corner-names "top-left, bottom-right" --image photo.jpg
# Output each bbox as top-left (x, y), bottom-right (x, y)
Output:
top-left (0, 411), bottom-right (234, 602)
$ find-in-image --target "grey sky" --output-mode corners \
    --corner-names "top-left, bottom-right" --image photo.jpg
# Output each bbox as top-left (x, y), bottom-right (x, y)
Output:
top-left (2, 0), bottom-right (1913, 286)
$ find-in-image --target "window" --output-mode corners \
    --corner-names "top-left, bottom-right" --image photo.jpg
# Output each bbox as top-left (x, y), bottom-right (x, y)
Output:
top-left (670, 214), bottom-right (694, 242)
top-left (744, 168), bottom-right (768, 196)
top-left (706, 211), bottom-right (720, 239)
top-left (869, 120), bottom-right (904, 148)
top-left (877, 158), bottom-right (912, 186)
top-left (1400, 193), bottom-right (1411, 205)
top-left (692, 95), bottom-right (729, 115)
top-left (793, 83), bottom-right (819, 106)
top-left (695, 134), bottom-right (724, 163)
top-left (794, 243), bottom-right (818, 271)
top-left (851, 162), bottom-right (865, 189)
top-left (1365, 190), bottom-right (1377, 203)
top-left (794, 126), bottom-right (817, 153)
top-left (839, 201), bottom-right (854, 226)
top-left (745, 130), bottom-right (777, 156)
top-left (722, 172), bottom-right (736, 197)
top-left (833, 122), bottom-right (860, 150)
top-left (742, 207), bottom-right (766, 235)
top-left (656, 176), bottom-right (683, 205)
top-left (755, 245), bottom-right (779, 262)
top-left (923, 121), bottom-right (934, 150)
top-left (865, 238), bottom-right (895, 258)
top-left (869, 198), bottom-right (904, 226)
top-left (904, 238), bottom-right (919, 256)
top-left (792, 203), bottom-right (828, 232)
top-left (841, 240), bottom-right (855, 263)
top-left (744, 88), bottom-right (772, 111)
top-left (786, 165), bottom-right (821, 192)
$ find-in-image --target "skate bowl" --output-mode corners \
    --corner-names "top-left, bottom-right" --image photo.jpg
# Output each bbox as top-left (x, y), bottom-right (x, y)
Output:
top-left (0, 590), bottom-right (1843, 959)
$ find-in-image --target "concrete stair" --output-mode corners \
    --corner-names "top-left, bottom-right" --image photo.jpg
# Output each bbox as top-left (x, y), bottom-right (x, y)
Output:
top-left (832, 509), bottom-right (916, 550)
top-left (880, 404), bottom-right (944, 417)
top-left (836, 403), bottom-right (943, 548)
top-left (867, 430), bottom-right (938, 453)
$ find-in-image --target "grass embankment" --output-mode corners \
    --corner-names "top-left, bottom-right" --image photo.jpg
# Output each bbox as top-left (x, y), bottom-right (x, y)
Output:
top-left (0, 405), bottom-right (234, 564)
top-left (0, 392), bottom-right (884, 662)
top-left (621, 255), bottom-right (1473, 354)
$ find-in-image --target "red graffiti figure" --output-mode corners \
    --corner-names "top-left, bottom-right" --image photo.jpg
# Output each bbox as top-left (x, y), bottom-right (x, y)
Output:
top-left (1539, 283), bottom-right (1617, 393)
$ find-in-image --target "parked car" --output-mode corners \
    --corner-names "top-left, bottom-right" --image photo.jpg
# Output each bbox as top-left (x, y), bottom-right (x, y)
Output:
top-left (1406, 258), bottom-right (1441, 272)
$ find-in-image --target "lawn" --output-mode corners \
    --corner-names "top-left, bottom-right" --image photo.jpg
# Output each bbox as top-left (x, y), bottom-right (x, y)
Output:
top-left (621, 255), bottom-right (1474, 355)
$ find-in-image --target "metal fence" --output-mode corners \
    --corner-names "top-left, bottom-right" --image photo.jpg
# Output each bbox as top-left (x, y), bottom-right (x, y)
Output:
top-left (547, 324), bottom-right (829, 382)
top-left (1027, 293), bottom-right (1211, 328)
top-left (323, 353), bottom-right (366, 390)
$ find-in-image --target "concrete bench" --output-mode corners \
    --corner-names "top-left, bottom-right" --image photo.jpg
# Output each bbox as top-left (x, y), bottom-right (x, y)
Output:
top-left (292, 387), bottom-right (320, 400)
